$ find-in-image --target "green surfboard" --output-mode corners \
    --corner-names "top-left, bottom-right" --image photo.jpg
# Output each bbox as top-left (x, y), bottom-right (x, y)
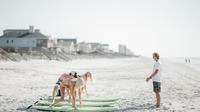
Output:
top-left (37, 101), bottom-right (115, 107)
top-left (48, 96), bottom-right (120, 102)
top-left (31, 105), bottom-right (117, 112)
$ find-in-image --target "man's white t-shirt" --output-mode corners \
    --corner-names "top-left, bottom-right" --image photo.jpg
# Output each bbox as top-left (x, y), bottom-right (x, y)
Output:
top-left (152, 61), bottom-right (161, 82)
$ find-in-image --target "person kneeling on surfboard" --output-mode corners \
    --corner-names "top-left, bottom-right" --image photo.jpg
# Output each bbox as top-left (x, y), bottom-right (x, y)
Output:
top-left (52, 71), bottom-right (78, 103)
top-left (50, 77), bottom-right (86, 110)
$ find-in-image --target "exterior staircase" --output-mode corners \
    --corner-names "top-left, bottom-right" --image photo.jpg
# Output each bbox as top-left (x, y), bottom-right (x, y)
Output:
top-left (0, 48), bottom-right (19, 61)
top-left (41, 47), bottom-right (71, 62)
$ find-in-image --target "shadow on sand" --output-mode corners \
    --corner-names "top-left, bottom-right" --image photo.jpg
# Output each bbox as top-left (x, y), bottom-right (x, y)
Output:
top-left (17, 107), bottom-right (39, 112)
top-left (115, 103), bottom-right (156, 112)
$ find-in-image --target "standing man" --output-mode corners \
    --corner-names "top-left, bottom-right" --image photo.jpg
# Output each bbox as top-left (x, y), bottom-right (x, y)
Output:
top-left (146, 52), bottom-right (162, 108)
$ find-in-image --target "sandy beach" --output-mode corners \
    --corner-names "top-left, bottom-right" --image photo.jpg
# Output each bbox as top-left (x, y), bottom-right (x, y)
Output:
top-left (0, 57), bottom-right (200, 112)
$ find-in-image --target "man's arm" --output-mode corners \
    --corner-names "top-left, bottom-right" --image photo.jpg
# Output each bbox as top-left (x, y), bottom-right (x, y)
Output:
top-left (146, 69), bottom-right (159, 82)
top-left (150, 69), bottom-right (159, 78)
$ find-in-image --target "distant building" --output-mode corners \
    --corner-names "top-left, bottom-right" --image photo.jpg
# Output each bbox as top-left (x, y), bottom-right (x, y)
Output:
top-left (56, 38), bottom-right (77, 54)
top-left (88, 42), bottom-right (109, 53)
top-left (118, 44), bottom-right (127, 55)
top-left (77, 42), bottom-right (92, 53)
top-left (101, 44), bottom-right (109, 53)
top-left (47, 38), bottom-right (54, 49)
top-left (89, 42), bottom-right (100, 50)
top-left (126, 48), bottom-right (134, 56)
top-left (118, 44), bottom-right (134, 56)
top-left (57, 38), bottom-right (77, 44)
top-left (0, 26), bottom-right (50, 50)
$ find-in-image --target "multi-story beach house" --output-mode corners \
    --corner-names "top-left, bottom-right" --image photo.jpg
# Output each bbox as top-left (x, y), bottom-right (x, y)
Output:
top-left (56, 38), bottom-right (77, 54)
top-left (0, 26), bottom-right (50, 50)
top-left (118, 44), bottom-right (134, 56)
top-left (77, 42), bottom-right (92, 53)
top-left (100, 44), bottom-right (109, 53)
top-left (77, 42), bottom-right (110, 54)
top-left (89, 42), bottom-right (109, 53)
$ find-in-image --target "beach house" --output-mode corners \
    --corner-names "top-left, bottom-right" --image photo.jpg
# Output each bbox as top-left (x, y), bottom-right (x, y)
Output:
top-left (89, 43), bottom-right (109, 53)
top-left (77, 42), bottom-right (92, 53)
top-left (56, 38), bottom-right (77, 54)
top-left (0, 26), bottom-right (50, 50)
top-left (100, 44), bottom-right (109, 53)
top-left (118, 44), bottom-right (127, 55)
top-left (118, 44), bottom-right (134, 56)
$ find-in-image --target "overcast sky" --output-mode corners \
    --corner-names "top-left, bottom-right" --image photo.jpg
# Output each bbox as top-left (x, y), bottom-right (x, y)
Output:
top-left (0, 0), bottom-right (200, 57)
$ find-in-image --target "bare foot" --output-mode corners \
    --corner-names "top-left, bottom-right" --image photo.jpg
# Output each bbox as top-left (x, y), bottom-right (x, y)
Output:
top-left (156, 105), bottom-right (160, 108)
top-left (79, 103), bottom-right (83, 107)
top-left (49, 104), bottom-right (54, 108)
top-left (74, 106), bottom-right (78, 110)
top-left (68, 98), bottom-right (72, 103)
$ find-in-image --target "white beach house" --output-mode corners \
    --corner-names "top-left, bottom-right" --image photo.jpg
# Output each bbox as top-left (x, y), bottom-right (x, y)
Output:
top-left (56, 38), bottom-right (77, 54)
top-left (77, 42), bottom-right (92, 53)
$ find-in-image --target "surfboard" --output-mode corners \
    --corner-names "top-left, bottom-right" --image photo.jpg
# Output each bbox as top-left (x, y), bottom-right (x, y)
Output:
top-left (31, 105), bottom-right (117, 112)
top-left (37, 101), bottom-right (115, 107)
top-left (48, 96), bottom-right (120, 102)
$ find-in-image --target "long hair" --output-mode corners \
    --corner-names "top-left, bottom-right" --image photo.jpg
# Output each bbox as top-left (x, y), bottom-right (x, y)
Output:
top-left (85, 72), bottom-right (93, 82)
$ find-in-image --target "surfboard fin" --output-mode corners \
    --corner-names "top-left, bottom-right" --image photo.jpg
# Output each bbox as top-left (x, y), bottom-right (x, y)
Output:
top-left (26, 105), bottom-right (32, 109)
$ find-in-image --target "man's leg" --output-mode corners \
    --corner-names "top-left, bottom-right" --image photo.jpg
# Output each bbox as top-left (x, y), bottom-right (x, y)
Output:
top-left (153, 82), bottom-right (161, 108)
top-left (155, 92), bottom-right (160, 108)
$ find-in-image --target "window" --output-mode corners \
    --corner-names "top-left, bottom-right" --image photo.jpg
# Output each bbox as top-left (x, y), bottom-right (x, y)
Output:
top-left (6, 40), bottom-right (9, 44)
top-left (11, 40), bottom-right (13, 43)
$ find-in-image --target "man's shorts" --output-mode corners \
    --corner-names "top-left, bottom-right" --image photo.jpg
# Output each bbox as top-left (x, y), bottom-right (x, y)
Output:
top-left (153, 81), bottom-right (161, 92)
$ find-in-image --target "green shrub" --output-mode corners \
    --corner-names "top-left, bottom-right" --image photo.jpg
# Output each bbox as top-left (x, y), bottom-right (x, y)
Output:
top-left (2, 47), bottom-right (16, 53)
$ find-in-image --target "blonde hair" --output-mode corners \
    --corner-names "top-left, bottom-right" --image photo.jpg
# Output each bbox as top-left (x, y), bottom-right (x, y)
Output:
top-left (85, 72), bottom-right (93, 81)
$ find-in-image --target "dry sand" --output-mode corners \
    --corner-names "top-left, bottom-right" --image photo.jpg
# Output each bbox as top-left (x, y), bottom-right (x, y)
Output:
top-left (0, 57), bottom-right (200, 112)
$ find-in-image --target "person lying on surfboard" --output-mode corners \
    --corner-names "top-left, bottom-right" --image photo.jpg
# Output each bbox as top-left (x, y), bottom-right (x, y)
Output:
top-left (52, 71), bottom-right (78, 103)
top-left (50, 72), bottom-right (93, 110)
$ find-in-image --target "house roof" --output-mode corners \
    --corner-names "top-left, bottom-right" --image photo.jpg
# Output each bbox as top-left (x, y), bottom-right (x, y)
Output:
top-left (57, 41), bottom-right (74, 47)
top-left (0, 29), bottom-right (48, 39)
top-left (57, 38), bottom-right (77, 44)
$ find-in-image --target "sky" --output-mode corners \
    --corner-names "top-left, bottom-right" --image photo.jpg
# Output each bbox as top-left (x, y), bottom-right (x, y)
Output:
top-left (0, 0), bottom-right (200, 57)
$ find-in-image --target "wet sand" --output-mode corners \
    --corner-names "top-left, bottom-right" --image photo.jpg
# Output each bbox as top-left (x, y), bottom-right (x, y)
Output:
top-left (0, 57), bottom-right (200, 112)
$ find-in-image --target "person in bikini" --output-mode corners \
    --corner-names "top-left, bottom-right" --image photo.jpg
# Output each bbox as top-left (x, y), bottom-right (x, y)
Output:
top-left (78, 72), bottom-right (93, 96)
top-left (50, 72), bottom-right (93, 110)
top-left (52, 71), bottom-right (78, 103)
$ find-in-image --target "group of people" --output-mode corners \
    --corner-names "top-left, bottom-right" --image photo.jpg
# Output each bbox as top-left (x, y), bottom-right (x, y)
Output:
top-left (50, 71), bottom-right (93, 110)
top-left (49, 52), bottom-right (162, 110)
